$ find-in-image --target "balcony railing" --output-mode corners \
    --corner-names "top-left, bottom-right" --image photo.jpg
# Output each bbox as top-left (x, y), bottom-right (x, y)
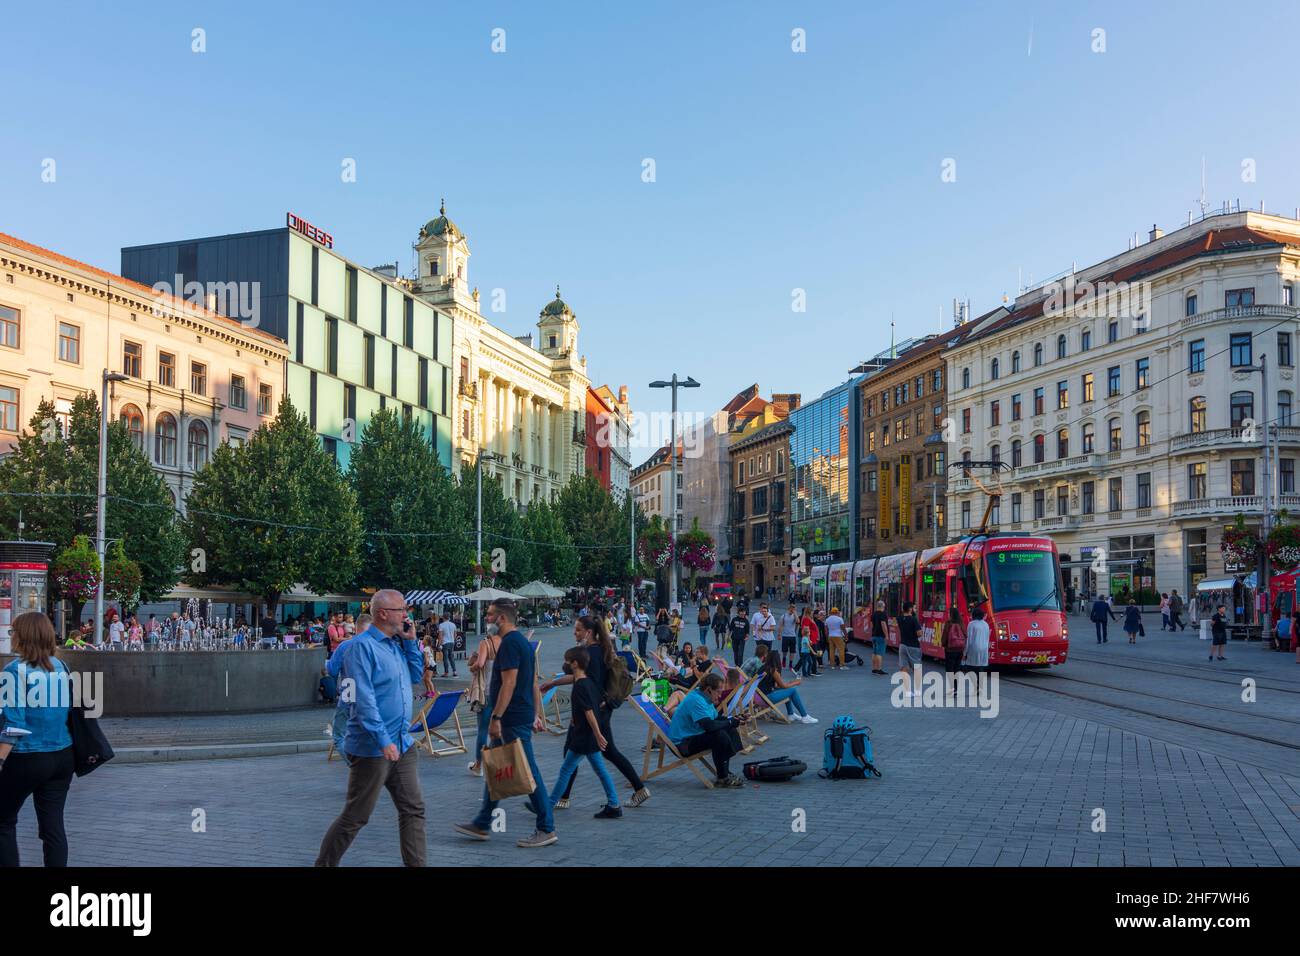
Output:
top-left (1014, 453), bottom-right (1102, 481)
top-left (1179, 303), bottom-right (1300, 332)
top-left (1173, 493), bottom-right (1300, 518)
top-left (1172, 425), bottom-right (1300, 453)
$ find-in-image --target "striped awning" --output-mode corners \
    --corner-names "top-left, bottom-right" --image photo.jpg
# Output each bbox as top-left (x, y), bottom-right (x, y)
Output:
top-left (404, 589), bottom-right (469, 606)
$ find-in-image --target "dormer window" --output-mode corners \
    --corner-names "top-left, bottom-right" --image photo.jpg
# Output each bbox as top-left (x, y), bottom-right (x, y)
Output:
top-left (428, 258), bottom-right (439, 276)
top-left (549, 335), bottom-right (557, 349)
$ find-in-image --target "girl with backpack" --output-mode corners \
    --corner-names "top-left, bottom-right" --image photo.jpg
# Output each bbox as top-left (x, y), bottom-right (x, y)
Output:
top-left (941, 606), bottom-right (967, 698)
top-left (539, 614), bottom-right (651, 809)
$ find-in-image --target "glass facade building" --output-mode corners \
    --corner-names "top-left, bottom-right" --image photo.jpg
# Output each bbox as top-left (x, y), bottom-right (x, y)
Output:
top-left (122, 226), bottom-right (454, 469)
top-left (789, 377), bottom-right (863, 565)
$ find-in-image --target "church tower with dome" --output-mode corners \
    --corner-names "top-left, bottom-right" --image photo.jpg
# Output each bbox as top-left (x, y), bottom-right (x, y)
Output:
top-left (409, 200), bottom-right (595, 507)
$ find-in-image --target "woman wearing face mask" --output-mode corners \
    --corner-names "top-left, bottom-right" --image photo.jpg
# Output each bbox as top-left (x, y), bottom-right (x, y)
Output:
top-left (539, 615), bottom-right (650, 810)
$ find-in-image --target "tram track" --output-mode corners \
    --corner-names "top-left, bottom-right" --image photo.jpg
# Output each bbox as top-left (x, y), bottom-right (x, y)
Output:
top-left (1064, 649), bottom-right (1300, 695)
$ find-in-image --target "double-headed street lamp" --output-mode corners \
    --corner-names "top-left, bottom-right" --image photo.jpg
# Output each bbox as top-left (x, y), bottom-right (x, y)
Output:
top-left (649, 375), bottom-right (699, 609)
top-left (94, 370), bottom-right (130, 645)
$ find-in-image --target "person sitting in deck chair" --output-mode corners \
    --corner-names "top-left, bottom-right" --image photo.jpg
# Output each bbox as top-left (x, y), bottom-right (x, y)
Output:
top-left (665, 673), bottom-right (744, 788)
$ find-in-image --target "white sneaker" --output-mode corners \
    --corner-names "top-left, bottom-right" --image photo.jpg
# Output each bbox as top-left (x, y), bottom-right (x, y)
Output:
top-left (800, 715), bottom-right (819, 724)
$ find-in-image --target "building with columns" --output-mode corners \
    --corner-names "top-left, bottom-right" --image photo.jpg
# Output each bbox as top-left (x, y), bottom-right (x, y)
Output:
top-left (945, 210), bottom-right (1300, 599)
top-left (0, 231), bottom-right (288, 508)
top-left (410, 202), bottom-right (590, 503)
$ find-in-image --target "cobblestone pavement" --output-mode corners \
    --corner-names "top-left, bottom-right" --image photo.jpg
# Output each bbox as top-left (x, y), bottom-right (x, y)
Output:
top-left (18, 614), bottom-right (1300, 866)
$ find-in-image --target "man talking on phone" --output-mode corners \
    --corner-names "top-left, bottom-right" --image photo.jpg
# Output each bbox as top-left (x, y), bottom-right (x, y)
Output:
top-left (316, 589), bottom-right (427, 867)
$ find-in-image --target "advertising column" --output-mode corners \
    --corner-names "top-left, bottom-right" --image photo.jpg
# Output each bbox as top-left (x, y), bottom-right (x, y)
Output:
top-left (0, 541), bottom-right (56, 653)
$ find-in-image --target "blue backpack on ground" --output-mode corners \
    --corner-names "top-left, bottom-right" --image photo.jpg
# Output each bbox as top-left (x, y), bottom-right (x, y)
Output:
top-left (820, 715), bottom-right (881, 779)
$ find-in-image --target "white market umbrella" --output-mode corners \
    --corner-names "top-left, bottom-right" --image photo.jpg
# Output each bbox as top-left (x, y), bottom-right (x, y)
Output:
top-left (462, 587), bottom-right (526, 602)
top-left (516, 580), bottom-right (565, 598)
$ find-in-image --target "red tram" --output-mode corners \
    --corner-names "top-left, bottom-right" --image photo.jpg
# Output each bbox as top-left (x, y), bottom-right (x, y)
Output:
top-left (811, 532), bottom-right (1069, 667)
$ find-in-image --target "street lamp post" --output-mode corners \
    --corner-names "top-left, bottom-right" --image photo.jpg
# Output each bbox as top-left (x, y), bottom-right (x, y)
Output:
top-left (475, 451), bottom-right (503, 636)
top-left (649, 375), bottom-right (700, 610)
top-left (1241, 356), bottom-right (1275, 638)
top-left (94, 370), bottom-right (130, 646)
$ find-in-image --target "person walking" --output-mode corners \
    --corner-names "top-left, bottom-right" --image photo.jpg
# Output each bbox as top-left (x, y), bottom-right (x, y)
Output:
top-left (465, 621), bottom-right (502, 777)
top-left (541, 615), bottom-right (650, 810)
top-left (751, 602), bottom-right (777, 657)
top-left (963, 605), bottom-right (991, 675)
top-left (727, 609), bottom-right (751, 668)
top-left (654, 608), bottom-right (673, 654)
top-left (547, 647), bottom-right (623, 819)
top-left (0, 612), bottom-right (76, 867)
top-left (940, 606), bottom-right (967, 698)
top-left (1209, 604), bottom-right (1229, 661)
top-left (437, 613), bottom-right (458, 677)
top-left (778, 605), bottom-right (799, 669)
top-left (710, 604), bottom-right (728, 652)
top-left (1123, 599), bottom-right (1142, 645)
top-left (824, 606), bottom-right (847, 669)
top-left (696, 603), bottom-right (711, 646)
top-left (1090, 594), bottom-right (1117, 643)
top-left (315, 591), bottom-right (426, 867)
top-left (1168, 589), bottom-right (1186, 631)
top-left (634, 604), bottom-right (651, 660)
top-left (800, 606), bottom-right (821, 675)
top-left (868, 600), bottom-right (889, 676)
top-left (455, 599), bottom-right (556, 848)
top-left (1159, 593), bottom-right (1170, 631)
top-left (896, 601), bottom-right (923, 697)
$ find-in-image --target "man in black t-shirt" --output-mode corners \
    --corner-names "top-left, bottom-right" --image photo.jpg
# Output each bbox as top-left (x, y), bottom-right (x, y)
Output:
top-left (897, 601), bottom-right (922, 697)
top-left (455, 599), bottom-right (556, 848)
top-left (869, 601), bottom-right (888, 675)
top-left (728, 613), bottom-right (751, 668)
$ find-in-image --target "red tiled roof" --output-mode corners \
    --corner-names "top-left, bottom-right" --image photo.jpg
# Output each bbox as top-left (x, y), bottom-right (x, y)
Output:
top-left (0, 231), bottom-right (286, 347)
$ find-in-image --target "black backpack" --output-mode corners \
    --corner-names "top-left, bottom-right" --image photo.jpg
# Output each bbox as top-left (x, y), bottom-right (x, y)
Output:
top-left (743, 756), bottom-right (807, 782)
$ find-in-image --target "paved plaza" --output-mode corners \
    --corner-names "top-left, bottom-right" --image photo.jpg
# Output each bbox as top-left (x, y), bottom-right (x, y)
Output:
top-left (16, 613), bottom-right (1300, 867)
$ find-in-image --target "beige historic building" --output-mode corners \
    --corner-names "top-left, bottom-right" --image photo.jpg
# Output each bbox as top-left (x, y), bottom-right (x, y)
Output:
top-left (409, 202), bottom-right (590, 504)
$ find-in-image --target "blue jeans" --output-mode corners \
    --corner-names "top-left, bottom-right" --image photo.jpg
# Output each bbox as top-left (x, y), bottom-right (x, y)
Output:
top-left (699, 625), bottom-right (709, 644)
top-left (766, 687), bottom-right (808, 717)
top-left (796, 652), bottom-right (813, 676)
top-left (472, 724), bottom-right (553, 834)
top-left (331, 703), bottom-right (349, 754)
top-left (551, 749), bottom-right (619, 809)
top-left (473, 708), bottom-right (490, 764)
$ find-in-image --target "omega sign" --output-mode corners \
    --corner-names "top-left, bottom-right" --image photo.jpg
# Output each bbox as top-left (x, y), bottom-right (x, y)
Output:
top-left (286, 212), bottom-right (333, 249)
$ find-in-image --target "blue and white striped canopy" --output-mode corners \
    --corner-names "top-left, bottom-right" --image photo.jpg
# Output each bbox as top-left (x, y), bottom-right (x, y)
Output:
top-left (404, 589), bottom-right (469, 606)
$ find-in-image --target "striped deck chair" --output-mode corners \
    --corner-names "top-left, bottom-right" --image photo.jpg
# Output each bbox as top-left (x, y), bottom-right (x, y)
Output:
top-left (723, 675), bottom-right (761, 753)
top-left (409, 690), bottom-right (467, 757)
top-left (632, 694), bottom-right (717, 789)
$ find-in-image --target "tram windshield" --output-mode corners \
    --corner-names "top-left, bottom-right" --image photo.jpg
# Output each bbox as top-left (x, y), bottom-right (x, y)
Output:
top-left (986, 550), bottom-right (1061, 612)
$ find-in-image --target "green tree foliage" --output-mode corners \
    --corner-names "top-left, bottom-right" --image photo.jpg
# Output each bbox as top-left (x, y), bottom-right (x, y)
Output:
top-left (349, 408), bottom-right (470, 592)
top-left (522, 497), bottom-right (580, 586)
top-left (456, 463), bottom-right (534, 589)
top-left (555, 472), bottom-right (631, 588)
top-left (181, 397), bottom-right (361, 615)
top-left (0, 394), bottom-right (183, 603)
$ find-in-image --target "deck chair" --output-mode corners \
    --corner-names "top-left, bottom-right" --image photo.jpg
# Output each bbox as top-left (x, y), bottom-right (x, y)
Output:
top-left (722, 675), bottom-right (762, 752)
top-left (632, 694), bottom-right (716, 789)
top-left (409, 690), bottom-right (467, 757)
top-left (628, 649), bottom-right (654, 681)
top-left (540, 673), bottom-right (568, 735)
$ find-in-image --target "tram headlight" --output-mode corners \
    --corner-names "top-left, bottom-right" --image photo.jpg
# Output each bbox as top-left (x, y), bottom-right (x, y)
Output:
top-left (1061, 621), bottom-right (1068, 640)
top-left (996, 621), bottom-right (1009, 640)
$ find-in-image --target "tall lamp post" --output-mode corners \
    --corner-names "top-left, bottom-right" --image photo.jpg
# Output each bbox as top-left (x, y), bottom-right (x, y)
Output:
top-left (475, 451), bottom-right (504, 636)
top-left (649, 375), bottom-right (699, 610)
top-left (94, 370), bottom-right (130, 645)
top-left (1240, 354), bottom-right (1277, 637)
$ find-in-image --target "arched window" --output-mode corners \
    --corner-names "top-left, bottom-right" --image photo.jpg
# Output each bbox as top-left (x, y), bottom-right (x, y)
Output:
top-left (1189, 396), bottom-right (1206, 433)
top-left (1279, 391), bottom-right (1293, 427)
top-left (155, 413), bottom-right (177, 466)
top-left (1057, 428), bottom-right (1069, 459)
top-left (1011, 351), bottom-right (1021, 373)
top-left (188, 421), bottom-right (209, 469)
top-left (1057, 334), bottom-right (1067, 360)
top-left (990, 358), bottom-right (1000, 381)
top-left (1011, 439), bottom-right (1022, 467)
top-left (1108, 418), bottom-right (1122, 452)
top-left (1230, 391), bottom-right (1254, 427)
top-left (1033, 434), bottom-right (1045, 463)
top-left (119, 404), bottom-right (144, 451)
top-left (961, 367), bottom-right (970, 389)
top-left (1081, 329), bottom-right (1092, 351)
top-left (1135, 410), bottom-right (1151, 447)
top-left (1033, 343), bottom-right (1044, 366)
top-left (1081, 422), bottom-right (1095, 453)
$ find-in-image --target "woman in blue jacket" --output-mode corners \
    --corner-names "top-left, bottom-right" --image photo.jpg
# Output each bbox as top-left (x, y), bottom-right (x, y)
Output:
top-left (1123, 600), bottom-right (1143, 645)
top-left (0, 612), bottom-right (74, 866)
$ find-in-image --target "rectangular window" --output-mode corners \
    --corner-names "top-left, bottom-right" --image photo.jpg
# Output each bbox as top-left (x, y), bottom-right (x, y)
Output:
top-left (1011, 394), bottom-right (1022, 421)
top-left (1282, 458), bottom-right (1295, 494)
top-left (0, 385), bottom-right (17, 431)
top-left (1033, 489), bottom-right (1045, 519)
top-left (1056, 485), bottom-right (1069, 516)
top-left (1280, 332), bottom-right (1294, 368)
top-left (190, 362), bottom-right (207, 396)
top-left (1082, 481), bottom-right (1095, 514)
top-left (1010, 493), bottom-right (1022, 524)
top-left (1135, 357), bottom-right (1149, 390)
top-left (960, 501), bottom-right (970, 529)
top-left (123, 341), bottom-right (142, 378)
top-left (1230, 333), bottom-right (1253, 367)
top-left (1185, 294), bottom-right (1197, 316)
top-left (1082, 373), bottom-right (1093, 403)
top-left (1108, 320), bottom-right (1119, 343)
top-left (961, 408), bottom-right (971, 434)
top-left (0, 304), bottom-right (18, 349)
top-left (1226, 288), bottom-right (1255, 309)
top-left (1137, 472), bottom-right (1151, 509)
top-left (158, 351), bottom-right (175, 387)
top-left (57, 322), bottom-right (80, 363)
top-left (1230, 459), bottom-right (1255, 496)
top-left (1108, 477), bottom-right (1122, 512)
top-left (1107, 366), bottom-right (1120, 397)
top-left (990, 400), bottom-right (1000, 426)
top-left (1056, 381), bottom-right (1068, 410)
top-left (1188, 463), bottom-right (1207, 499)
top-left (258, 383), bottom-right (273, 416)
top-left (230, 374), bottom-right (247, 409)
top-left (1189, 339), bottom-right (1205, 374)
top-left (1033, 387), bottom-right (1044, 416)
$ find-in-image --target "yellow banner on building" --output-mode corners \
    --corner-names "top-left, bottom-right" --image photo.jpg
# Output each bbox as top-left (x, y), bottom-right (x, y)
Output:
top-left (899, 457), bottom-right (911, 530)
top-left (878, 462), bottom-right (890, 533)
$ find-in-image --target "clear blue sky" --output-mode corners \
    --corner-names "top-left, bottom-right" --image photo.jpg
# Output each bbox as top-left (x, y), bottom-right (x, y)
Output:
top-left (4, 0), bottom-right (1298, 427)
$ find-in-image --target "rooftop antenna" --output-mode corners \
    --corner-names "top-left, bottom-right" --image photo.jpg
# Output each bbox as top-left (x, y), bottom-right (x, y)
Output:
top-left (889, 316), bottom-right (896, 359)
top-left (1197, 156), bottom-right (1209, 220)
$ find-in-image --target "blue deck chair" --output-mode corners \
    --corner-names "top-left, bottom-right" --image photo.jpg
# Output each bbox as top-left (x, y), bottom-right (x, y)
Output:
top-left (632, 694), bottom-right (716, 789)
top-left (540, 672), bottom-right (568, 735)
top-left (409, 690), bottom-right (467, 757)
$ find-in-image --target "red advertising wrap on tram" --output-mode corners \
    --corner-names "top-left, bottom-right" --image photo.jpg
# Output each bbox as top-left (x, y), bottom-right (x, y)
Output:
top-left (815, 533), bottom-right (1069, 667)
